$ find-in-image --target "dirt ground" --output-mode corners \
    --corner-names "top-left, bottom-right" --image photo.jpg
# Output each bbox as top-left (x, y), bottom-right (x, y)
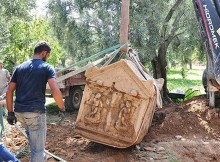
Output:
top-left (3, 95), bottom-right (220, 162)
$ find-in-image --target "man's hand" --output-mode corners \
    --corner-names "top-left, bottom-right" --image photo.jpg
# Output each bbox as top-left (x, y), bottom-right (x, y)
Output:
top-left (58, 109), bottom-right (66, 124)
top-left (7, 112), bottom-right (17, 125)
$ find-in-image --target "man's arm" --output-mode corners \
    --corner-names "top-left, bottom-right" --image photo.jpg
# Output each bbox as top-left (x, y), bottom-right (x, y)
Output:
top-left (6, 82), bottom-right (17, 125)
top-left (6, 82), bottom-right (16, 112)
top-left (6, 70), bottom-right (10, 83)
top-left (48, 78), bottom-right (65, 111)
top-left (7, 76), bottom-right (10, 83)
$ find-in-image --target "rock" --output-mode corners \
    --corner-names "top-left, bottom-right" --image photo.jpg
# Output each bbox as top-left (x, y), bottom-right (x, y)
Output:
top-left (154, 155), bottom-right (169, 160)
top-left (80, 147), bottom-right (86, 151)
top-left (73, 135), bottom-right (82, 139)
top-left (205, 109), bottom-right (218, 121)
top-left (136, 145), bottom-right (141, 150)
top-left (144, 146), bottom-right (156, 152)
top-left (181, 138), bottom-right (186, 141)
top-left (175, 135), bottom-right (183, 140)
top-left (76, 140), bottom-right (84, 146)
top-left (155, 146), bottom-right (166, 153)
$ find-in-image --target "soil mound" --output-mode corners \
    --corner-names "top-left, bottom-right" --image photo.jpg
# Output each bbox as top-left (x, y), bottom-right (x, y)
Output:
top-left (3, 95), bottom-right (220, 162)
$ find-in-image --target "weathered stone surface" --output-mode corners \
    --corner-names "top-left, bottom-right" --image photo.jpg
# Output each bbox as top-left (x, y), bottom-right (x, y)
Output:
top-left (75, 59), bottom-right (161, 148)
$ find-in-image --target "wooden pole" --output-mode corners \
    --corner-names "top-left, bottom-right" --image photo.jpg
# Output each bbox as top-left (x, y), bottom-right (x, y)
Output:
top-left (120, 0), bottom-right (130, 52)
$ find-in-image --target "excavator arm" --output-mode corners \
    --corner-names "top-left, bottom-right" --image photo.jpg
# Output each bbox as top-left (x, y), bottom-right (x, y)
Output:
top-left (193, 0), bottom-right (220, 107)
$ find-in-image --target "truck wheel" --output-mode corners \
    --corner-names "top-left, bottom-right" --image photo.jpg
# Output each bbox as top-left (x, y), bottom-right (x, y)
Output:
top-left (202, 68), bottom-right (207, 93)
top-left (69, 86), bottom-right (83, 110)
top-left (64, 95), bottom-right (73, 112)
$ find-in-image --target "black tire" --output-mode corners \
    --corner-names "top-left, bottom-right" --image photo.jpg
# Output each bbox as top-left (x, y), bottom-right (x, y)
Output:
top-left (64, 95), bottom-right (73, 112)
top-left (65, 86), bottom-right (83, 111)
top-left (202, 69), bottom-right (207, 93)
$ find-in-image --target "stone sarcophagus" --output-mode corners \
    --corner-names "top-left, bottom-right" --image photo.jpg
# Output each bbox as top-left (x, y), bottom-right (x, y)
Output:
top-left (75, 59), bottom-right (160, 148)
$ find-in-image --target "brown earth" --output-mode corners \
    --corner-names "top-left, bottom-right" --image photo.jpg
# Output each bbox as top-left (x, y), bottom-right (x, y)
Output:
top-left (3, 94), bottom-right (220, 162)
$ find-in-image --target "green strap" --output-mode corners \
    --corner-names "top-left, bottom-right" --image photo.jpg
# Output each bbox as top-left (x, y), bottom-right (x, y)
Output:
top-left (56, 43), bottom-right (128, 74)
top-left (0, 107), bottom-right (4, 139)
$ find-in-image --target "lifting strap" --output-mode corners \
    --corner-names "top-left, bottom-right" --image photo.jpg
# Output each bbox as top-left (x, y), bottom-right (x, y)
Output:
top-left (56, 43), bottom-right (127, 83)
top-left (56, 43), bottom-right (128, 75)
top-left (126, 48), bottom-right (163, 108)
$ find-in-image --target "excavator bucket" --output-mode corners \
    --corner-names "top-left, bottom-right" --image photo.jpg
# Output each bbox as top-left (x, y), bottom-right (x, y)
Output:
top-left (75, 59), bottom-right (162, 148)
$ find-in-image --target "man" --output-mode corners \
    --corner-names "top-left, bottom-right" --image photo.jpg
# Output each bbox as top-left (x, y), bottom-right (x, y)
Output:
top-left (6, 41), bottom-right (65, 162)
top-left (0, 60), bottom-right (10, 96)
top-left (0, 144), bottom-right (19, 162)
top-left (0, 97), bottom-right (19, 162)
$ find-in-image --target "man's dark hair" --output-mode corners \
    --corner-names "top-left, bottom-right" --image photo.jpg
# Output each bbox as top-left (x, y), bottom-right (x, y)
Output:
top-left (34, 41), bottom-right (51, 54)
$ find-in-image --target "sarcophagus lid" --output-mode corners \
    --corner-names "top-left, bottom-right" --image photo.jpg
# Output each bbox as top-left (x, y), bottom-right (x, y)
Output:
top-left (75, 59), bottom-right (158, 148)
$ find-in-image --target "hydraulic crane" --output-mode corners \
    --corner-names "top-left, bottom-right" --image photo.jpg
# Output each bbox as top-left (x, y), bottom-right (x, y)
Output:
top-left (193, 0), bottom-right (220, 107)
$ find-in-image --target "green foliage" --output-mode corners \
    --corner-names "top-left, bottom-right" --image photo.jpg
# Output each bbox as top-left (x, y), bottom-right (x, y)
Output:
top-left (0, 0), bottom-right (34, 71)
top-left (169, 88), bottom-right (200, 104)
top-left (130, 0), bottom-right (165, 63)
top-left (168, 78), bottom-right (202, 92)
top-left (0, 15), bottom-right (64, 72)
top-left (48, 0), bottom-right (121, 63)
top-left (168, 0), bottom-right (205, 68)
top-left (0, 0), bottom-right (208, 103)
top-left (47, 0), bottom-right (205, 77)
top-left (167, 67), bottom-right (204, 92)
top-left (0, 0), bottom-right (35, 20)
top-left (169, 158), bottom-right (179, 162)
top-left (28, 18), bottom-right (65, 66)
top-left (184, 88), bottom-right (200, 101)
top-left (167, 67), bottom-right (205, 103)
top-left (181, 67), bottom-right (187, 79)
top-left (46, 102), bottom-right (59, 114)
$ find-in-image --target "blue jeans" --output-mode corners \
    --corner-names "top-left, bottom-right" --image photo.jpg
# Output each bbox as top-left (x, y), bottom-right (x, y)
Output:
top-left (0, 144), bottom-right (19, 162)
top-left (15, 112), bottom-right (46, 162)
top-left (0, 107), bottom-right (5, 140)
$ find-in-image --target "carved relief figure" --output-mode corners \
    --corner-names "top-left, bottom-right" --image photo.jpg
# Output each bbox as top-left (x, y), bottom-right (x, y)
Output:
top-left (115, 100), bottom-right (132, 131)
top-left (105, 92), bottom-right (122, 132)
top-left (85, 92), bottom-right (103, 124)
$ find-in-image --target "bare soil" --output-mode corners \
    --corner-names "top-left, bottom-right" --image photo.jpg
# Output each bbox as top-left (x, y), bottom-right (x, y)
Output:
top-left (3, 95), bottom-right (220, 162)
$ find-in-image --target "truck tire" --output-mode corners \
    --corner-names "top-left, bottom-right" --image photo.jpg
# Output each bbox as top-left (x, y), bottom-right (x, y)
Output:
top-left (64, 95), bottom-right (73, 112)
top-left (66, 86), bottom-right (83, 111)
top-left (202, 69), bottom-right (207, 93)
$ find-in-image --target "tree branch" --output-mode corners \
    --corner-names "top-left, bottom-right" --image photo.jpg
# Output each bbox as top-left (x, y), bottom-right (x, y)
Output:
top-left (168, 30), bottom-right (185, 44)
top-left (166, 11), bottom-right (184, 42)
top-left (160, 0), bottom-right (183, 39)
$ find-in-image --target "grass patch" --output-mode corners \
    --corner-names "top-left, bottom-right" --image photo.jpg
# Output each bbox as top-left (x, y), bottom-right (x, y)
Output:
top-left (167, 66), bottom-right (205, 103)
top-left (167, 66), bottom-right (205, 94)
top-left (46, 102), bottom-right (59, 114)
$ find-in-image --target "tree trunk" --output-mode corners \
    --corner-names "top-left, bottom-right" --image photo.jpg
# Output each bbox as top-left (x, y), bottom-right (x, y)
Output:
top-left (152, 44), bottom-right (169, 101)
top-left (151, 0), bottom-right (183, 103)
top-left (189, 60), bottom-right (192, 69)
top-left (61, 58), bottom-right (66, 67)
